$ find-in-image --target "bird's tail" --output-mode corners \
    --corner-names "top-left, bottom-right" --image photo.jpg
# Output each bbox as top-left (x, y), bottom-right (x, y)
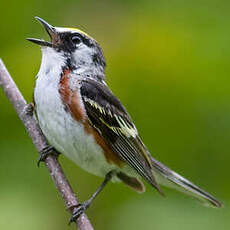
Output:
top-left (150, 157), bottom-right (223, 208)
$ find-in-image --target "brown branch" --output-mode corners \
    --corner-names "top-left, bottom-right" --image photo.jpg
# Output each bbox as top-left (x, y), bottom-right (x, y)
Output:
top-left (0, 59), bottom-right (94, 230)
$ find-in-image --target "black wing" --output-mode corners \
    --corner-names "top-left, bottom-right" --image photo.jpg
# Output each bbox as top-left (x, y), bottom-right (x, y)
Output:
top-left (80, 78), bottom-right (162, 194)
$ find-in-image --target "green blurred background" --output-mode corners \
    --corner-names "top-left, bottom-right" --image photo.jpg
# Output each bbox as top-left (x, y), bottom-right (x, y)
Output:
top-left (0, 0), bottom-right (229, 229)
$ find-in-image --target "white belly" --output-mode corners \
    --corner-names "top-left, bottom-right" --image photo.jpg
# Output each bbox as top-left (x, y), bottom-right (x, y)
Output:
top-left (34, 76), bottom-right (117, 178)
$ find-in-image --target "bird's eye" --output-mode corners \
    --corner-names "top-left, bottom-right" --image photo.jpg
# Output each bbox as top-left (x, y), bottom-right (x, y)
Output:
top-left (71, 35), bottom-right (82, 45)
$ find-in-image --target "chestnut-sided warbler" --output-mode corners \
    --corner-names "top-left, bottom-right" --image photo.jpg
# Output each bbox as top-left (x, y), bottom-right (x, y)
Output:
top-left (27, 17), bottom-right (222, 222)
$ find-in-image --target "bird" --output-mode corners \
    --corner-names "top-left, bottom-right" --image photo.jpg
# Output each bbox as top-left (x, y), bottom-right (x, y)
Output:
top-left (27, 17), bottom-right (222, 222)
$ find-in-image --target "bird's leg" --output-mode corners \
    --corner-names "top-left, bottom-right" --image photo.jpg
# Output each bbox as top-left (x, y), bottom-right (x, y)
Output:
top-left (68, 170), bottom-right (115, 224)
top-left (37, 146), bottom-right (60, 167)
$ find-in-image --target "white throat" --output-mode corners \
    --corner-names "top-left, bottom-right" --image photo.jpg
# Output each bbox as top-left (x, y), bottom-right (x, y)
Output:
top-left (37, 47), bottom-right (67, 79)
top-left (38, 46), bottom-right (104, 77)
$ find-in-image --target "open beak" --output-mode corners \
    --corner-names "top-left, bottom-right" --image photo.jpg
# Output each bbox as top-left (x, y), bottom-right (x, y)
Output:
top-left (27, 17), bottom-right (58, 47)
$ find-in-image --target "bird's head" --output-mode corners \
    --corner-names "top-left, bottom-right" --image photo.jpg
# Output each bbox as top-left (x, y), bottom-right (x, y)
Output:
top-left (27, 17), bottom-right (106, 73)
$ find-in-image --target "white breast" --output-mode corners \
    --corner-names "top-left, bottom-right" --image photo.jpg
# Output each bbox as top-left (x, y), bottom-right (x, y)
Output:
top-left (34, 47), bottom-right (117, 177)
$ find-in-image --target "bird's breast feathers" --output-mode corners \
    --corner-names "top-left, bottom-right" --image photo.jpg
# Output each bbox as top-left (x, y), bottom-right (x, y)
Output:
top-left (34, 68), bottom-right (121, 177)
top-left (34, 61), bottom-right (158, 189)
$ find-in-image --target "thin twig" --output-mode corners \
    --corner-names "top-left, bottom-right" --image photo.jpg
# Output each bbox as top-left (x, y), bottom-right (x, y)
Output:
top-left (0, 59), bottom-right (94, 230)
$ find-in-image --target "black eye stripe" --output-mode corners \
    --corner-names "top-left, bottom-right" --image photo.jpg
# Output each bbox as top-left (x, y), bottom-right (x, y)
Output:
top-left (71, 32), bottom-right (83, 39)
top-left (71, 35), bottom-right (82, 44)
top-left (56, 31), bottom-right (98, 53)
top-left (68, 32), bottom-right (93, 47)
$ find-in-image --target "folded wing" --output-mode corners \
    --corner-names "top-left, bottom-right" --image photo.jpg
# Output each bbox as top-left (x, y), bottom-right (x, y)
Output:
top-left (80, 78), bottom-right (162, 194)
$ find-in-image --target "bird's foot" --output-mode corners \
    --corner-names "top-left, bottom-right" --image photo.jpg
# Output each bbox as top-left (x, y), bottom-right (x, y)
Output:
top-left (24, 102), bottom-right (34, 116)
top-left (68, 171), bottom-right (114, 224)
top-left (68, 201), bottom-right (90, 224)
top-left (37, 146), bottom-right (59, 167)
